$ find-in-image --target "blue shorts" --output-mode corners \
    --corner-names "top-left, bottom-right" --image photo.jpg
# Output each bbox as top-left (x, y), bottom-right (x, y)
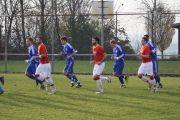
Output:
top-left (113, 62), bottom-right (124, 76)
top-left (152, 60), bottom-right (158, 74)
top-left (26, 63), bottom-right (38, 75)
top-left (64, 59), bottom-right (74, 74)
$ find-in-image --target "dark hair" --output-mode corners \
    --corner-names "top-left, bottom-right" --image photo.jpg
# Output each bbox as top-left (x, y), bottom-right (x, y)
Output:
top-left (110, 39), bottom-right (117, 44)
top-left (142, 37), bottom-right (149, 43)
top-left (61, 36), bottom-right (68, 42)
top-left (144, 34), bottom-right (149, 38)
top-left (93, 36), bottom-right (100, 43)
top-left (26, 37), bottom-right (34, 42)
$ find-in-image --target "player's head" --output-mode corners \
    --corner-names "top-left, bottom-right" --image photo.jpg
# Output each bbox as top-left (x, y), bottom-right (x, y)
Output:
top-left (35, 36), bottom-right (42, 45)
top-left (144, 34), bottom-right (150, 40)
top-left (26, 37), bottom-right (33, 47)
top-left (109, 39), bottom-right (117, 48)
top-left (141, 37), bottom-right (148, 45)
top-left (60, 36), bottom-right (68, 45)
top-left (92, 36), bottom-right (100, 46)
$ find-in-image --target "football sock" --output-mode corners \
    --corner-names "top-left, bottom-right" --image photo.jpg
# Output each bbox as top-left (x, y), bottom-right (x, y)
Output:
top-left (119, 76), bottom-right (124, 85)
top-left (97, 79), bottom-right (103, 93)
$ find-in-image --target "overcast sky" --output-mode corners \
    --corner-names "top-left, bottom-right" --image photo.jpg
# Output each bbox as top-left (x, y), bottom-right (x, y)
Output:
top-left (112, 0), bottom-right (180, 54)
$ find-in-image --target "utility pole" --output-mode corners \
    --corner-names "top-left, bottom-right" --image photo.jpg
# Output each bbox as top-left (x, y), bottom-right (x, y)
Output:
top-left (51, 0), bottom-right (55, 72)
top-left (147, 11), bottom-right (150, 35)
top-left (154, 0), bottom-right (157, 45)
top-left (4, 1), bottom-right (7, 73)
top-left (101, 0), bottom-right (105, 46)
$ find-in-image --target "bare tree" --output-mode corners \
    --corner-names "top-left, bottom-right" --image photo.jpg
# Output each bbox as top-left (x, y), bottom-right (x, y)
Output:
top-left (141, 0), bottom-right (175, 59)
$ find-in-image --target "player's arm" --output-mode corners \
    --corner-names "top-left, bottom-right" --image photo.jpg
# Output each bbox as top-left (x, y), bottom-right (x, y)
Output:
top-left (98, 52), bottom-right (107, 65)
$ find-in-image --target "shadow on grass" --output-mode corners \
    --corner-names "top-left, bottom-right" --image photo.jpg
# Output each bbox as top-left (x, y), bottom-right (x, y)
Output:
top-left (2, 92), bottom-right (113, 118)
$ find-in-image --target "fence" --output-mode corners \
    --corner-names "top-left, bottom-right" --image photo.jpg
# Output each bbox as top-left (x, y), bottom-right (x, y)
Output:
top-left (0, 53), bottom-right (180, 76)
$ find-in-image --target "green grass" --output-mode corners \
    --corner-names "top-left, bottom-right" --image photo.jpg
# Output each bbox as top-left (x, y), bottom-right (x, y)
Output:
top-left (0, 60), bottom-right (180, 74)
top-left (0, 74), bottom-right (180, 120)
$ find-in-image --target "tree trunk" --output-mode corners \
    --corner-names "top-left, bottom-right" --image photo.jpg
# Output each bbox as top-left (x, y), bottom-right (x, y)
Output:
top-left (40, 0), bottom-right (46, 44)
top-left (161, 50), bottom-right (164, 59)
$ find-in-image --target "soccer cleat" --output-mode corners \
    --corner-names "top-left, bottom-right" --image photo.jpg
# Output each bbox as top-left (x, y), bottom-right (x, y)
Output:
top-left (124, 75), bottom-right (129, 83)
top-left (158, 83), bottom-right (163, 88)
top-left (75, 84), bottom-right (82, 88)
top-left (71, 81), bottom-right (75, 87)
top-left (107, 76), bottom-right (112, 83)
top-left (95, 91), bottom-right (104, 94)
top-left (120, 84), bottom-right (126, 88)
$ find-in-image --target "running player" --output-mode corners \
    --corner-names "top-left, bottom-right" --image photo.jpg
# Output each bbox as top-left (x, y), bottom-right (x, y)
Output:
top-left (109, 39), bottom-right (128, 88)
top-left (60, 36), bottom-right (82, 88)
top-left (91, 36), bottom-right (111, 94)
top-left (25, 37), bottom-right (44, 89)
top-left (138, 37), bottom-right (158, 92)
top-left (33, 36), bottom-right (56, 94)
top-left (144, 34), bottom-right (163, 88)
top-left (0, 76), bottom-right (4, 95)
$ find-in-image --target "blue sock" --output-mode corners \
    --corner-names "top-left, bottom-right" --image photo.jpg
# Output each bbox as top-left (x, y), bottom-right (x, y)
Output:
top-left (119, 76), bottom-right (124, 85)
top-left (72, 75), bottom-right (80, 84)
top-left (65, 73), bottom-right (74, 82)
top-left (154, 74), bottom-right (161, 84)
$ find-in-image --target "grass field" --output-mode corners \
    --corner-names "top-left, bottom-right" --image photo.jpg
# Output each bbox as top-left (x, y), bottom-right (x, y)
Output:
top-left (0, 60), bottom-right (180, 74)
top-left (0, 74), bottom-right (180, 120)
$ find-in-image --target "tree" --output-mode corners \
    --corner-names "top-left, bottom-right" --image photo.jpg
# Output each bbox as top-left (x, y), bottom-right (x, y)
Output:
top-left (141, 0), bottom-right (175, 59)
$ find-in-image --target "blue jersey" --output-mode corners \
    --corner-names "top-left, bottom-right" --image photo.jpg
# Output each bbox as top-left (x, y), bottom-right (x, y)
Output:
top-left (113, 44), bottom-right (125, 63)
top-left (62, 43), bottom-right (77, 61)
top-left (147, 40), bottom-right (157, 60)
top-left (28, 45), bottom-right (39, 64)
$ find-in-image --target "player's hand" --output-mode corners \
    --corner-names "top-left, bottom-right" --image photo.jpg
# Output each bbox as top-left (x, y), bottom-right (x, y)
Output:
top-left (111, 56), bottom-right (114, 60)
top-left (25, 60), bottom-right (29, 63)
top-left (90, 61), bottom-right (93, 64)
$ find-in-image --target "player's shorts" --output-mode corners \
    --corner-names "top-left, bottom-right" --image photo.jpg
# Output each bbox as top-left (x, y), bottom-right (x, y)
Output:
top-left (35, 63), bottom-right (52, 78)
top-left (25, 63), bottom-right (38, 75)
top-left (138, 61), bottom-right (153, 76)
top-left (93, 62), bottom-right (105, 76)
top-left (113, 61), bottom-right (124, 76)
top-left (152, 60), bottom-right (158, 74)
top-left (64, 59), bottom-right (74, 73)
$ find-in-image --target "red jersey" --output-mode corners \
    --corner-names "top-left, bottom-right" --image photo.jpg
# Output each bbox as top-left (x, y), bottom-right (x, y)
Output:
top-left (92, 44), bottom-right (105, 64)
top-left (38, 43), bottom-right (49, 64)
top-left (140, 44), bottom-right (152, 63)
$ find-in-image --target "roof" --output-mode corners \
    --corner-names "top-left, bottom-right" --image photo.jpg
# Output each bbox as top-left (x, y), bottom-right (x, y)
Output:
top-left (172, 23), bottom-right (180, 28)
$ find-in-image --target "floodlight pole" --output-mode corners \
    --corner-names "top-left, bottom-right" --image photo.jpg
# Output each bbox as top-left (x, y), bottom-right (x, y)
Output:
top-left (154, 0), bottom-right (157, 45)
top-left (51, 0), bottom-right (55, 72)
top-left (4, 2), bottom-right (7, 73)
top-left (115, 11), bottom-right (118, 38)
top-left (101, 0), bottom-right (104, 47)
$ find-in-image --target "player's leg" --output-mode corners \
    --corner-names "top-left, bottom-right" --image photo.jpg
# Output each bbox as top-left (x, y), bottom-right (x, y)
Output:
top-left (138, 63), bottom-right (149, 83)
top-left (0, 76), bottom-right (4, 95)
top-left (98, 62), bottom-right (112, 83)
top-left (45, 63), bottom-right (56, 94)
top-left (68, 60), bottom-right (82, 88)
top-left (113, 62), bottom-right (126, 88)
top-left (153, 60), bottom-right (163, 88)
top-left (93, 64), bottom-right (104, 94)
top-left (63, 61), bottom-right (76, 86)
top-left (147, 62), bottom-right (158, 93)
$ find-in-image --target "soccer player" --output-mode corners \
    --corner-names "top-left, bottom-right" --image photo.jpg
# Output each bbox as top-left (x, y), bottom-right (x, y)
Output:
top-left (144, 34), bottom-right (163, 88)
top-left (25, 37), bottom-right (44, 89)
top-left (33, 36), bottom-right (56, 94)
top-left (91, 36), bottom-right (111, 94)
top-left (138, 37), bottom-right (158, 92)
top-left (0, 76), bottom-right (4, 95)
top-left (60, 36), bottom-right (82, 88)
top-left (109, 39), bottom-right (128, 88)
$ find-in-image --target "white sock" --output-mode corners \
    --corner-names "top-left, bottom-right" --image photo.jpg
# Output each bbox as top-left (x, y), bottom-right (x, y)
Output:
top-left (97, 79), bottom-right (103, 92)
top-left (141, 76), bottom-right (149, 82)
top-left (148, 79), bottom-right (156, 85)
top-left (47, 77), bottom-right (54, 85)
top-left (100, 76), bottom-right (108, 81)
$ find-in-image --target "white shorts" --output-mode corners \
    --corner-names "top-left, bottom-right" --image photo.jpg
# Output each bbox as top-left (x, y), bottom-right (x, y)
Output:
top-left (138, 62), bottom-right (153, 76)
top-left (93, 62), bottom-right (105, 76)
top-left (35, 63), bottom-right (52, 78)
